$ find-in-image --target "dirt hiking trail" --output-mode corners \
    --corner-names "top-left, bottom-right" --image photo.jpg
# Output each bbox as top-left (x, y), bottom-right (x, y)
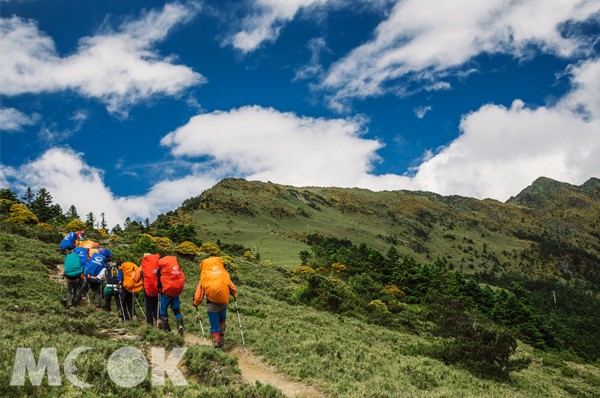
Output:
top-left (184, 332), bottom-right (327, 398)
top-left (51, 263), bottom-right (327, 398)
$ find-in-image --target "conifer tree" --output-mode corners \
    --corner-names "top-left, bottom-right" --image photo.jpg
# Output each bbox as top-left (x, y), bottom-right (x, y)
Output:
top-left (85, 212), bottom-right (96, 229)
top-left (21, 187), bottom-right (34, 206)
top-left (100, 213), bottom-right (108, 231)
top-left (66, 204), bottom-right (79, 220)
top-left (30, 188), bottom-right (62, 222)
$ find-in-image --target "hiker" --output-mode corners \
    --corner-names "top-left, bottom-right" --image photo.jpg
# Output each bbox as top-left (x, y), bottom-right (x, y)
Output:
top-left (120, 261), bottom-right (143, 321)
top-left (59, 230), bottom-right (85, 251)
top-left (133, 253), bottom-right (160, 326)
top-left (61, 246), bottom-right (84, 308)
top-left (102, 259), bottom-right (123, 316)
top-left (74, 249), bottom-right (106, 308)
top-left (157, 256), bottom-right (186, 334)
top-left (193, 256), bottom-right (237, 349)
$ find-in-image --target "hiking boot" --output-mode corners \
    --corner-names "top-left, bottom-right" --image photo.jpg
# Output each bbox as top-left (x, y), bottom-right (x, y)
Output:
top-left (211, 332), bottom-right (222, 349)
top-left (176, 318), bottom-right (184, 336)
top-left (161, 316), bottom-right (171, 332)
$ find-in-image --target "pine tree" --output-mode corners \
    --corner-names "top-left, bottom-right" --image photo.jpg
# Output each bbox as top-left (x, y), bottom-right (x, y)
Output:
top-left (21, 187), bottom-right (35, 206)
top-left (31, 188), bottom-right (62, 222)
top-left (85, 212), bottom-right (96, 229)
top-left (0, 188), bottom-right (19, 202)
top-left (66, 204), bottom-right (79, 220)
top-left (100, 213), bottom-right (108, 231)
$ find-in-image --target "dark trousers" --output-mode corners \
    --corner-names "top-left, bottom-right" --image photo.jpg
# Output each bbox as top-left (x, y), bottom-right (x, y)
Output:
top-left (75, 281), bottom-right (102, 307)
top-left (66, 277), bottom-right (81, 307)
top-left (144, 293), bottom-right (159, 325)
top-left (103, 289), bottom-right (123, 313)
top-left (122, 290), bottom-right (134, 321)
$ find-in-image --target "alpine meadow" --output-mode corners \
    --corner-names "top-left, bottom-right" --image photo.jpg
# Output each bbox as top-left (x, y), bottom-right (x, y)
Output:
top-left (1, 176), bottom-right (600, 397)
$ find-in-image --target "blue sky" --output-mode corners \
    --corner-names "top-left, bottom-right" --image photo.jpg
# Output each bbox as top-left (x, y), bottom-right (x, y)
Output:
top-left (1, 0), bottom-right (599, 227)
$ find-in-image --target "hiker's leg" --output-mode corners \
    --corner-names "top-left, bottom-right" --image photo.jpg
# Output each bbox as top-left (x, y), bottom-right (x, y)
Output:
top-left (66, 279), bottom-right (76, 307)
top-left (73, 281), bottom-right (88, 306)
top-left (144, 293), bottom-right (155, 325)
top-left (159, 294), bottom-right (171, 331)
top-left (92, 283), bottom-right (102, 308)
top-left (207, 311), bottom-right (222, 347)
top-left (159, 294), bottom-right (170, 318)
top-left (103, 290), bottom-right (112, 311)
top-left (171, 295), bottom-right (184, 335)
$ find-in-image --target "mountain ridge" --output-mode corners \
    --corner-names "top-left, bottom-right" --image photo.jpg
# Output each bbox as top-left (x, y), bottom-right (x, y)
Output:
top-left (167, 176), bottom-right (599, 287)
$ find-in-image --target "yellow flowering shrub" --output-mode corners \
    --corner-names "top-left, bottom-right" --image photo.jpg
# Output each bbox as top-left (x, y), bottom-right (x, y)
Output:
top-left (5, 204), bottom-right (39, 224)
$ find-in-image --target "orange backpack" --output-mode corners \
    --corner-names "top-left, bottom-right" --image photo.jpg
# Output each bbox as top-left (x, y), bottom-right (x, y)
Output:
top-left (140, 254), bottom-right (160, 296)
top-left (200, 257), bottom-right (232, 305)
top-left (158, 256), bottom-right (186, 297)
top-left (121, 262), bottom-right (143, 293)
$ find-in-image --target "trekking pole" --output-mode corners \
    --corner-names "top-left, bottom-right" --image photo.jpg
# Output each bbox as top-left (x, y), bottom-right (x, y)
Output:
top-left (135, 293), bottom-right (146, 318)
top-left (156, 293), bottom-right (163, 329)
top-left (194, 306), bottom-right (208, 345)
top-left (233, 297), bottom-right (246, 348)
top-left (116, 290), bottom-right (126, 323)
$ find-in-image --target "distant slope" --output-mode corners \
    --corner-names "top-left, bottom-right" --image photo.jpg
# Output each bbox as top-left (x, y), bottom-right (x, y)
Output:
top-left (174, 177), bottom-right (600, 286)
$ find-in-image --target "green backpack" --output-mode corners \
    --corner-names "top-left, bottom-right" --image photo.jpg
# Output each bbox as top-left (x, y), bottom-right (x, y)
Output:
top-left (64, 253), bottom-right (83, 278)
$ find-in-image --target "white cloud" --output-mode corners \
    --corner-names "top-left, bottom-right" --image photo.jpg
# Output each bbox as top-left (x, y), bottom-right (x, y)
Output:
top-left (321, 0), bottom-right (600, 106)
top-left (408, 58), bottom-right (600, 200)
top-left (0, 107), bottom-right (36, 131)
top-left (0, 147), bottom-right (217, 228)
top-left (0, 2), bottom-right (204, 114)
top-left (413, 105), bottom-right (432, 119)
top-left (161, 105), bottom-right (383, 187)
top-left (230, 0), bottom-right (332, 52)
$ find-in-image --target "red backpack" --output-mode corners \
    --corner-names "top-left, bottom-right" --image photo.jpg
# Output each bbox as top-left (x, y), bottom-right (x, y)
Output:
top-left (140, 254), bottom-right (160, 296)
top-left (158, 256), bottom-right (186, 296)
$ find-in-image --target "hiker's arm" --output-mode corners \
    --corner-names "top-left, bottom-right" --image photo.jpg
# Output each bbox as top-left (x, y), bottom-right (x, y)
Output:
top-left (193, 281), bottom-right (204, 307)
top-left (132, 266), bottom-right (141, 283)
top-left (228, 280), bottom-right (237, 297)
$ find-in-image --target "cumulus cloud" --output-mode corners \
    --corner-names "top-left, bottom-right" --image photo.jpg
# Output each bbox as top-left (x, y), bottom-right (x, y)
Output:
top-left (0, 107), bottom-right (36, 131)
top-left (408, 58), bottom-right (600, 200)
top-left (0, 2), bottom-right (204, 114)
top-left (321, 0), bottom-right (600, 106)
top-left (161, 105), bottom-right (383, 187)
top-left (0, 147), bottom-right (217, 228)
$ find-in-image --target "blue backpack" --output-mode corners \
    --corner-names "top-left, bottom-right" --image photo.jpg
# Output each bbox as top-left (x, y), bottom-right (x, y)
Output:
top-left (85, 253), bottom-right (106, 282)
top-left (73, 247), bottom-right (89, 265)
top-left (59, 232), bottom-right (77, 250)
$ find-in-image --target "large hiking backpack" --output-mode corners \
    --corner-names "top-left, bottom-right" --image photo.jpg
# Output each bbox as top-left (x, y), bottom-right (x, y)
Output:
top-left (59, 232), bottom-right (77, 250)
top-left (158, 256), bottom-right (186, 297)
top-left (200, 257), bottom-right (232, 305)
top-left (64, 252), bottom-right (83, 278)
top-left (73, 247), bottom-right (89, 265)
top-left (121, 262), bottom-right (143, 293)
top-left (141, 254), bottom-right (160, 297)
top-left (103, 263), bottom-right (121, 296)
top-left (85, 252), bottom-right (106, 281)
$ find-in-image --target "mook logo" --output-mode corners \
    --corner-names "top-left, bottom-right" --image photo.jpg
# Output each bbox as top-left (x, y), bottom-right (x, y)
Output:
top-left (10, 346), bottom-right (187, 388)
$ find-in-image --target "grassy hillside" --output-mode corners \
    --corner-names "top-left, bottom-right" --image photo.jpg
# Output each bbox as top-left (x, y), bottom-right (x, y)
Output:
top-left (174, 177), bottom-right (599, 288)
top-left (1, 224), bottom-right (600, 397)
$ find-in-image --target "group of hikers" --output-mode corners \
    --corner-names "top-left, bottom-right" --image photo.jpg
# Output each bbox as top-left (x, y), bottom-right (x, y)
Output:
top-left (59, 230), bottom-right (237, 349)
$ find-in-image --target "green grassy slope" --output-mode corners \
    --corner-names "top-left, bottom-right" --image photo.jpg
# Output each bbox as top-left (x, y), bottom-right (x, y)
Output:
top-left (1, 226), bottom-right (600, 397)
top-left (183, 177), bottom-right (600, 286)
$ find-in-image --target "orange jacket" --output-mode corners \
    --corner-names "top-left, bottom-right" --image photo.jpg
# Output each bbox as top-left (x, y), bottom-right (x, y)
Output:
top-left (193, 257), bottom-right (237, 306)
